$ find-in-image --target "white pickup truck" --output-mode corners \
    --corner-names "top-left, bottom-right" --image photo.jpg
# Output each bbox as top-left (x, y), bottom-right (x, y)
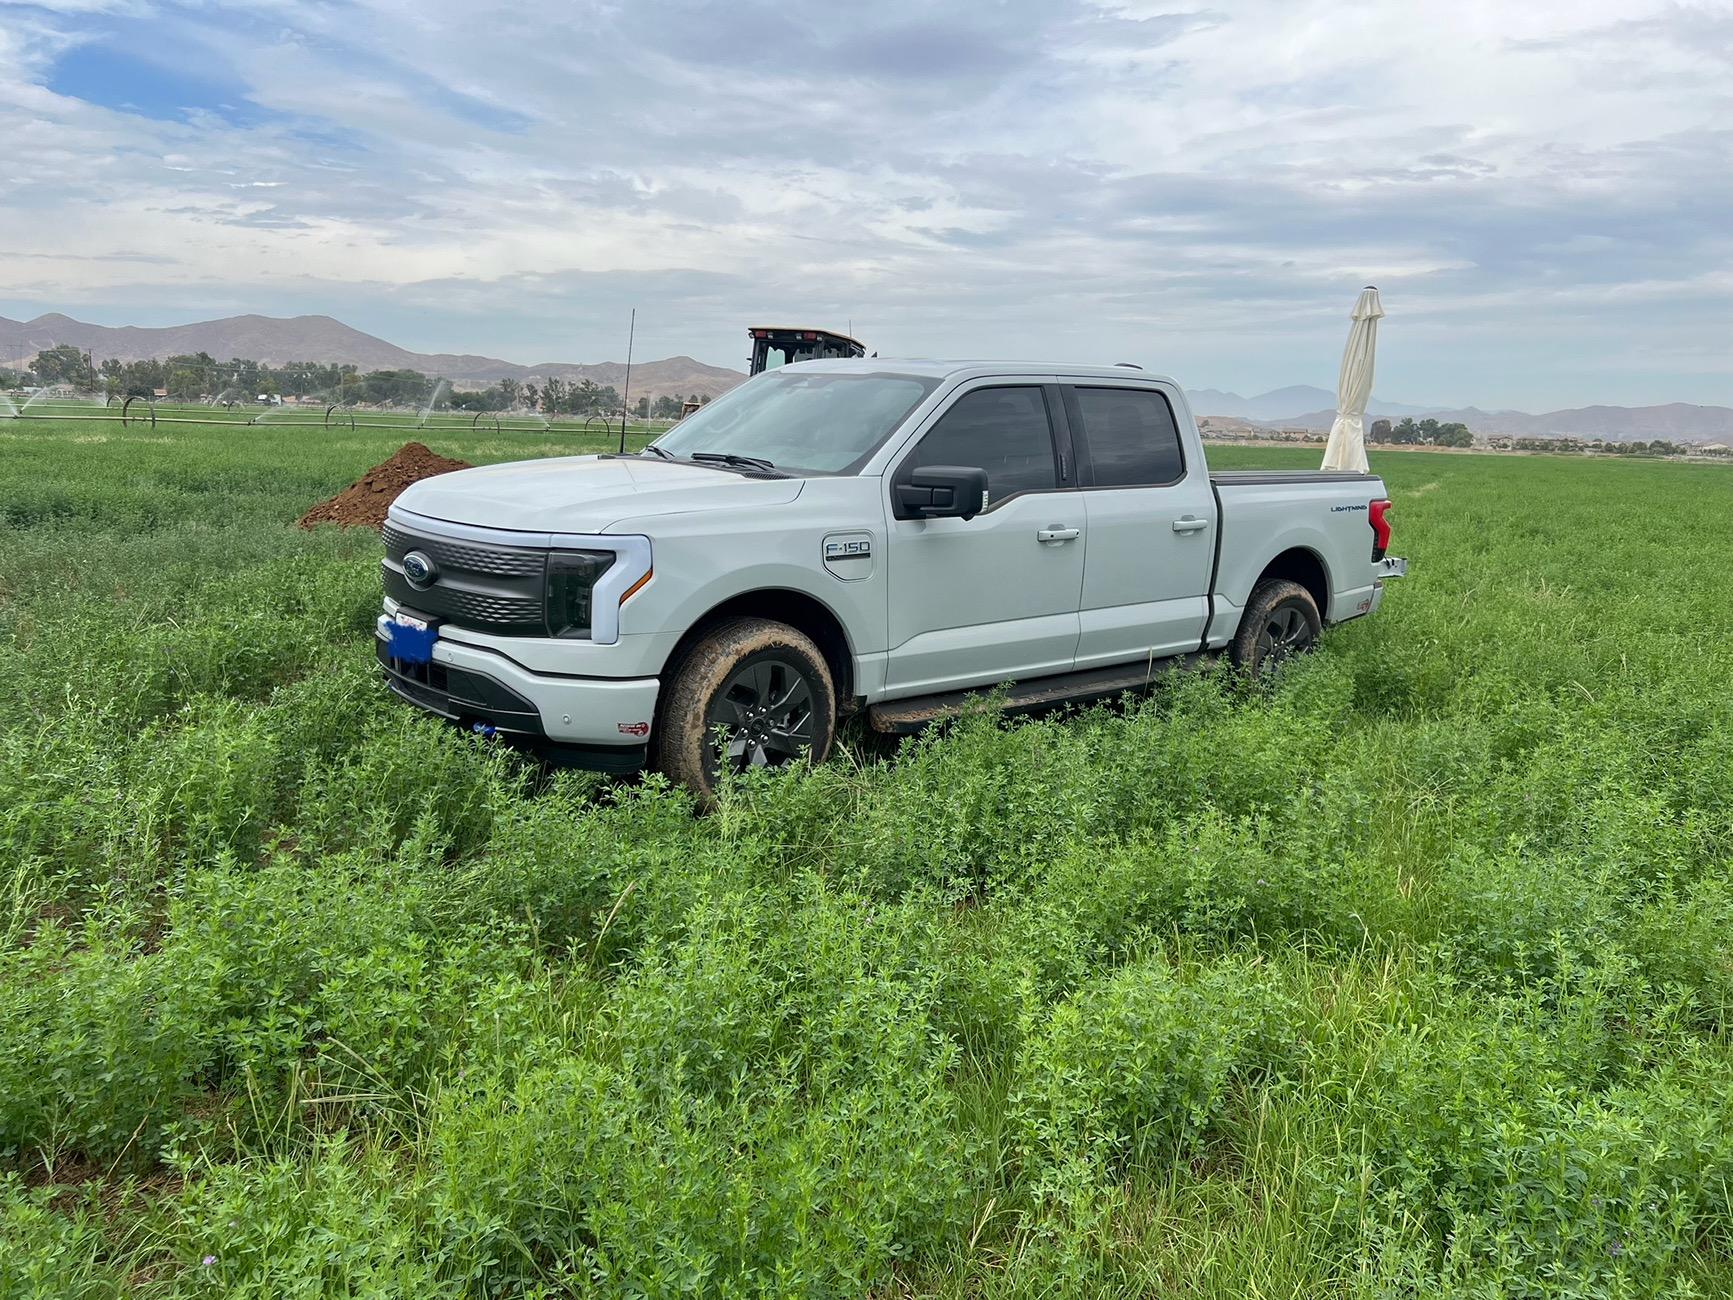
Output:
top-left (377, 360), bottom-right (1405, 797)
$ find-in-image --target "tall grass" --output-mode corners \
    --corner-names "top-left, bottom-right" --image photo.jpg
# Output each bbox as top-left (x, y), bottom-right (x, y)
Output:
top-left (1, 420), bottom-right (1730, 1296)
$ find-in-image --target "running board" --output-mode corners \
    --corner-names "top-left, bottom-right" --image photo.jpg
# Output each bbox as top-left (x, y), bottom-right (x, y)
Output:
top-left (867, 653), bottom-right (1209, 735)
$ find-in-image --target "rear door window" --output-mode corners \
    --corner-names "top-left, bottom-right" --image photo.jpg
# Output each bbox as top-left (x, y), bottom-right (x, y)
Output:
top-left (1066, 386), bottom-right (1185, 487)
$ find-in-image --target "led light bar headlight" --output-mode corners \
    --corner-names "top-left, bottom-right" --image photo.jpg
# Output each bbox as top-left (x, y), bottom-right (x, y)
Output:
top-left (544, 535), bottom-right (651, 644)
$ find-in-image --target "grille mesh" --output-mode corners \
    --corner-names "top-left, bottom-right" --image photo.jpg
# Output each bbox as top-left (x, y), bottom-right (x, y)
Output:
top-left (382, 523), bottom-right (544, 577)
top-left (381, 523), bottom-right (548, 634)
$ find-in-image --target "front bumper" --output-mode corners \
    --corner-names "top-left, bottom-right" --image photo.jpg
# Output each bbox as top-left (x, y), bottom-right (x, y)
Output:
top-left (375, 619), bottom-right (660, 773)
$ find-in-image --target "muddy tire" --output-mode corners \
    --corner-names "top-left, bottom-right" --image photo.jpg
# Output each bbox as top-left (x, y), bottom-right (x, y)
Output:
top-left (652, 618), bottom-right (837, 803)
top-left (1230, 578), bottom-right (1322, 674)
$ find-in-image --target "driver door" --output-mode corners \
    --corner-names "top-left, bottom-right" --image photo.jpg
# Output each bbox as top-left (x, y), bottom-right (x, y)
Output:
top-left (883, 383), bottom-right (1084, 696)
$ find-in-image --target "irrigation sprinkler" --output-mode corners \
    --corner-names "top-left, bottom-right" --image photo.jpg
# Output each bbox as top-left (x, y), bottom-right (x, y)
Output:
top-left (7, 401), bottom-right (646, 438)
top-left (120, 396), bottom-right (157, 427)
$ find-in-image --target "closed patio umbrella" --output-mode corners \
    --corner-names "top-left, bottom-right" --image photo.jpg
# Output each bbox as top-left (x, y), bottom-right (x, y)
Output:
top-left (1320, 286), bottom-right (1384, 473)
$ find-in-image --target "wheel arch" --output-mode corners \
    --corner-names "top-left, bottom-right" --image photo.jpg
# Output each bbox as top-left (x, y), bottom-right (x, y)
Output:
top-left (1251, 547), bottom-right (1331, 621)
top-left (658, 588), bottom-right (856, 705)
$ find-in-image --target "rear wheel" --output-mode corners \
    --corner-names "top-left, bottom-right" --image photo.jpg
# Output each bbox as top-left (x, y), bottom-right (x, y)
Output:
top-left (653, 618), bottom-right (837, 803)
top-left (1230, 578), bottom-right (1322, 674)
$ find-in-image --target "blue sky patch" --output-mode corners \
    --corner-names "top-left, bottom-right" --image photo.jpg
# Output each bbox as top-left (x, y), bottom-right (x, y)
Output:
top-left (49, 42), bottom-right (267, 127)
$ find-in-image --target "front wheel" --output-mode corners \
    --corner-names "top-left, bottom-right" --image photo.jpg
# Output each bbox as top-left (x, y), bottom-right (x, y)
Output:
top-left (652, 618), bottom-right (837, 803)
top-left (1230, 578), bottom-right (1322, 674)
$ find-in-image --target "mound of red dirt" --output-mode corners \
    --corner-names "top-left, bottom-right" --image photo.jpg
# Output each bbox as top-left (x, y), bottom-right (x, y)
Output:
top-left (298, 442), bottom-right (472, 529)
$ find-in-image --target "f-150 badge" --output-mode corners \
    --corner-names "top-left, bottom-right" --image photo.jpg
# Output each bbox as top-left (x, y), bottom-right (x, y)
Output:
top-left (822, 531), bottom-right (874, 580)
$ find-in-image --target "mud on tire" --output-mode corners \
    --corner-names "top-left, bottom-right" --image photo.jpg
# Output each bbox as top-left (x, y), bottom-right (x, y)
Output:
top-left (652, 617), bottom-right (837, 803)
top-left (1230, 578), bottom-right (1322, 675)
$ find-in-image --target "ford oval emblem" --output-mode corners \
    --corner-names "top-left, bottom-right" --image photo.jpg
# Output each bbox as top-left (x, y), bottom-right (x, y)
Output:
top-left (402, 550), bottom-right (438, 588)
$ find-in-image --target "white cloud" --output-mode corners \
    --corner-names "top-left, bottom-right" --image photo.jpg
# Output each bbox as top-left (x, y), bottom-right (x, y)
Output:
top-left (1, 0), bottom-right (1728, 408)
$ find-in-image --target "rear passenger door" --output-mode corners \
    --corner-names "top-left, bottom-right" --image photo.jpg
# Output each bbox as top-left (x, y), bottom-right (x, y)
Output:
top-left (1065, 383), bottom-right (1217, 667)
top-left (883, 383), bottom-right (1085, 695)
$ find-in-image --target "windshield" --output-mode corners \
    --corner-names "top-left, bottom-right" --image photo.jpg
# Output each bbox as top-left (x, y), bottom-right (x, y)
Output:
top-left (650, 370), bottom-right (939, 475)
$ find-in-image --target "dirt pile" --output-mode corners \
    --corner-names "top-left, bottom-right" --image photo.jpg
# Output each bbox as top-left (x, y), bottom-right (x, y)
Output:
top-left (298, 442), bottom-right (472, 529)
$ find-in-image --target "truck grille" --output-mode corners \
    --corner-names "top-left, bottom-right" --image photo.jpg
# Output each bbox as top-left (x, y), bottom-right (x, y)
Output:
top-left (380, 523), bottom-right (545, 578)
top-left (381, 522), bottom-right (548, 636)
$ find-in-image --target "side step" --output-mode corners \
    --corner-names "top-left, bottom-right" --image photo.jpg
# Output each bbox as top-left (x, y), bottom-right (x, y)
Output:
top-left (866, 653), bottom-right (1209, 735)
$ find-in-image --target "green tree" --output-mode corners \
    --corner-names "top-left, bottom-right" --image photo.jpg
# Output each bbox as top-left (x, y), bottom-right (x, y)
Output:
top-left (33, 344), bottom-right (95, 387)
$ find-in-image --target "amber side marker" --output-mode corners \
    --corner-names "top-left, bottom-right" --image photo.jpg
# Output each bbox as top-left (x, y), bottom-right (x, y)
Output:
top-left (620, 569), bottom-right (653, 604)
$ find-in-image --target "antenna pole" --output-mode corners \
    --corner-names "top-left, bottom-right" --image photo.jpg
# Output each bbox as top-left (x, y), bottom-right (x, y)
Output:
top-left (618, 308), bottom-right (636, 454)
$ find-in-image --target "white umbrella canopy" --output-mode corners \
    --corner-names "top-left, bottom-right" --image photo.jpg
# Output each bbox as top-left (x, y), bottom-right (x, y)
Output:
top-left (1320, 286), bottom-right (1385, 473)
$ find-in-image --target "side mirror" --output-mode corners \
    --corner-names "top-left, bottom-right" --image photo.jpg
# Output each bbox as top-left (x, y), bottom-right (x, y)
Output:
top-left (894, 465), bottom-right (989, 521)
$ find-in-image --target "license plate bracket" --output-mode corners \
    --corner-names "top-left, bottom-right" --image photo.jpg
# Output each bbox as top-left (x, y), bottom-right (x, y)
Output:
top-left (381, 610), bottom-right (440, 665)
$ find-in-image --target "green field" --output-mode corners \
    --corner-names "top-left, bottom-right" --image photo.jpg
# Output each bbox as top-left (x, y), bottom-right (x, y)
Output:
top-left (2, 418), bottom-right (1731, 1297)
top-left (0, 399), bottom-right (669, 437)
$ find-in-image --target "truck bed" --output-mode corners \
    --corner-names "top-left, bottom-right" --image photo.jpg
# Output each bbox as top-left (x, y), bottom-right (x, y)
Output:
top-left (1207, 468), bottom-right (1391, 630)
top-left (1209, 470), bottom-right (1380, 486)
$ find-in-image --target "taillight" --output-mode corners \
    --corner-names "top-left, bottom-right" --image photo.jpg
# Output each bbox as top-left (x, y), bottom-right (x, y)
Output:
top-left (1369, 499), bottom-right (1392, 561)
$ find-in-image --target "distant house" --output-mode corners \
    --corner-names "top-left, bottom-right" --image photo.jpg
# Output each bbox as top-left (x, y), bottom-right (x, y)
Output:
top-left (152, 387), bottom-right (168, 398)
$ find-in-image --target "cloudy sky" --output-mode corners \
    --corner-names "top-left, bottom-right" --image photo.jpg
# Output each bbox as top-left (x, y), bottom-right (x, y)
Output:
top-left (2, 0), bottom-right (1729, 409)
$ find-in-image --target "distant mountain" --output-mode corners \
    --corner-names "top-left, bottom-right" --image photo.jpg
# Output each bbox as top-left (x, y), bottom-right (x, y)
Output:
top-left (1185, 383), bottom-right (1732, 443)
top-left (1234, 402), bottom-right (1733, 442)
top-left (1188, 385), bottom-right (1432, 423)
top-left (0, 312), bottom-right (745, 403)
top-left (1401, 403), bottom-right (1733, 441)
top-left (6, 312), bottom-right (1726, 440)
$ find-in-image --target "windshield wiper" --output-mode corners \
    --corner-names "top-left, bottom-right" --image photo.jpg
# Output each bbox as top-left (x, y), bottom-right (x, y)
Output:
top-left (689, 451), bottom-right (783, 474)
top-left (639, 443), bottom-right (676, 460)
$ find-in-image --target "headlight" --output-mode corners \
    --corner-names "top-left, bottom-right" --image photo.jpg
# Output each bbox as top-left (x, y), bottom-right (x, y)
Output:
top-left (540, 535), bottom-right (652, 644)
top-left (545, 550), bottom-right (616, 638)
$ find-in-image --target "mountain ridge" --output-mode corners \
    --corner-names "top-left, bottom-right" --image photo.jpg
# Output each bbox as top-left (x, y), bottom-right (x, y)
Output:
top-left (4, 312), bottom-right (1726, 438)
top-left (1225, 400), bottom-right (1733, 441)
top-left (0, 312), bottom-right (745, 403)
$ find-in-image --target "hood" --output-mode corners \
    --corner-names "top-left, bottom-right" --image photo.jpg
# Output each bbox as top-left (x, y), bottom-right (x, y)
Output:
top-left (392, 454), bottom-right (805, 534)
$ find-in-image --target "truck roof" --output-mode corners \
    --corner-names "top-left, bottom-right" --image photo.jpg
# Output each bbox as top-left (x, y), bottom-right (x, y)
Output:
top-left (781, 357), bottom-right (1180, 386)
top-left (747, 326), bottom-right (866, 350)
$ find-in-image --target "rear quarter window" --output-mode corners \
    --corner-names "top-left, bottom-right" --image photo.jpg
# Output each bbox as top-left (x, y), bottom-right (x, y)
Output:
top-left (1067, 386), bottom-right (1185, 487)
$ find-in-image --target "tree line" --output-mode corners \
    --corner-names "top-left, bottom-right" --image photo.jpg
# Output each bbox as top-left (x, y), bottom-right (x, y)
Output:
top-left (1368, 417), bottom-right (1474, 448)
top-left (6, 345), bottom-right (711, 418)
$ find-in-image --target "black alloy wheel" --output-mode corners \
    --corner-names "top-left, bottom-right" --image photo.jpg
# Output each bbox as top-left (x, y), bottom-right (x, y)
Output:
top-left (1255, 603), bottom-right (1317, 666)
top-left (1230, 578), bottom-right (1323, 674)
top-left (653, 616), bottom-right (838, 804)
top-left (706, 653), bottom-right (818, 775)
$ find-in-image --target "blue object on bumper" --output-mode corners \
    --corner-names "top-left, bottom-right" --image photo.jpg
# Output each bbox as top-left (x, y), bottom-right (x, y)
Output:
top-left (378, 612), bottom-right (438, 665)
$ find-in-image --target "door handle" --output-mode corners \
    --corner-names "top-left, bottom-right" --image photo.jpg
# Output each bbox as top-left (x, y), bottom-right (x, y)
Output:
top-left (1036, 526), bottom-right (1081, 543)
top-left (1172, 516), bottom-right (1209, 533)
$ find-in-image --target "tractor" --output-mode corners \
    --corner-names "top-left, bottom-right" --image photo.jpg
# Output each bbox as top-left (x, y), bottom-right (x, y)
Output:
top-left (747, 326), bottom-right (866, 376)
